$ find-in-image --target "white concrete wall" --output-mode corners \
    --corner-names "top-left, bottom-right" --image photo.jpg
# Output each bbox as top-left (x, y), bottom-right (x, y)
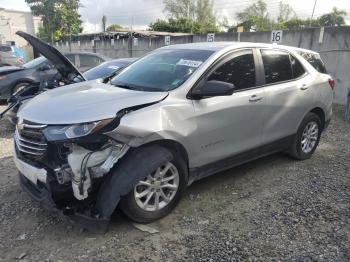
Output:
top-left (0, 8), bottom-right (42, 48)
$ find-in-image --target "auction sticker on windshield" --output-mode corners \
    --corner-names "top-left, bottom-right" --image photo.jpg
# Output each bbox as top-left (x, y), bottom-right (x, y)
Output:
top-left (177, 59), bottom-right (203, 67)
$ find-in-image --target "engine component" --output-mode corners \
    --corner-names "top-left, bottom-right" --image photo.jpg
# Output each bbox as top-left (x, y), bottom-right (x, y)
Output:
top-left (54, 164), bottom-right (72, 184)
top-left (67, 141), bottom-right (130, 200)
top-left (90, 143), bottom-right (129, 177)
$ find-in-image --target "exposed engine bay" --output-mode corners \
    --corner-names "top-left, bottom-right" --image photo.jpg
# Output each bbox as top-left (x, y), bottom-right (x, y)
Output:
top-left (67, 142), bottom-right (129, 200)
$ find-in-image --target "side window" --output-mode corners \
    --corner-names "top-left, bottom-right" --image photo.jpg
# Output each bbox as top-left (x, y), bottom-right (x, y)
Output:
top-left (298, 51), bottom-right (327, 73)
top-left (65, 54), bottom-right (76, 65)
top-left (261, 49), bottom-right (293, 84)
top-left (0, 45), bottom-right (12, 52)
top-left (208, 51), bottom-right (256, 91)
top-left (290, 55), bottom-right (305, 78)
top-left (79, 54), bottom-right (101, 68)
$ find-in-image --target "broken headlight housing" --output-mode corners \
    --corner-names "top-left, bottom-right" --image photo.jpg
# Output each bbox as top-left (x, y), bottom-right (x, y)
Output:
top-left (43, 119), bottom-right (113, 141)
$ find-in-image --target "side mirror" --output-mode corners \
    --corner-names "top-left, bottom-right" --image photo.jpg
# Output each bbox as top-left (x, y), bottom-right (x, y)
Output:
top-left (38, 64), bottom-right (51, 71)
top-left (191, 80), bottom-right (235, 100)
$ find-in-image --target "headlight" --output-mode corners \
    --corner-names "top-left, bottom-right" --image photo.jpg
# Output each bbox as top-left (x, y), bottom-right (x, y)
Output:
top-left (0, 75), bottom-right (7, 80)
top-left (43, 119), bottom-right (113, 141)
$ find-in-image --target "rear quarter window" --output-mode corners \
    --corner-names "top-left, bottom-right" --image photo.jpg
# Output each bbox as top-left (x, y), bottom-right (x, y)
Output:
top-left (0, 45), bottom-right (12, 52)
top-left (298, 51), bottom-right (327, 73)
top-left (290, 55), bottom-right (306, 78)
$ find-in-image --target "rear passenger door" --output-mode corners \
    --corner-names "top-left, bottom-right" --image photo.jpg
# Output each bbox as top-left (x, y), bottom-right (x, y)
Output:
top-left (192, 49), bottom-right (267, 167)
top-left (258, 49), bottom-right (313, 144)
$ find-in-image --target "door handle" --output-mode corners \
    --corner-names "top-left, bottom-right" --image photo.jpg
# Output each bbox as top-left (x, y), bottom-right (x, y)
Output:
top-left (300, 84), bottom-right (308, 90)
top-left (249, 95), bottom-right (263, 102)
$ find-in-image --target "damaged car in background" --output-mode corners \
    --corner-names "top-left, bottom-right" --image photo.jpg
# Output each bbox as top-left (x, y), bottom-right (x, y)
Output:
top-left (13, 33), bottom-right (333, 232)
top-left (0, 32), bottom-right (133, 125)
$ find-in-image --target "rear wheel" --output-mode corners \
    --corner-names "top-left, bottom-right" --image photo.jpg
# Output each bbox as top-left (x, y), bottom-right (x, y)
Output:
top-left (120, 148), bottom-right (187, 223)
top-left (289, 112), bottom-right (322, 160)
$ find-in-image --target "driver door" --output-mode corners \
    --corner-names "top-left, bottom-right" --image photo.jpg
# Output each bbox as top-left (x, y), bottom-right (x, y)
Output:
top-left (191, 49), bottom-right (267, 168)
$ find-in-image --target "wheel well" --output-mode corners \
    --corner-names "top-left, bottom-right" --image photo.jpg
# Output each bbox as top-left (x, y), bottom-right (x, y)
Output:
top-left (141, 140), bottom-right (189, 166)
top-left (12, 80), bottom-right (33, 93)
top-left (310, 107), bottom-right (325, 130)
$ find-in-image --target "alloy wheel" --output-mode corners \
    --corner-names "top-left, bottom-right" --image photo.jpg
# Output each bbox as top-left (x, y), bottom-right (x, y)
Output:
top-left (134, 162), bottom-right (180, 212)
top-left (301, 121), bottom-right (319, 154)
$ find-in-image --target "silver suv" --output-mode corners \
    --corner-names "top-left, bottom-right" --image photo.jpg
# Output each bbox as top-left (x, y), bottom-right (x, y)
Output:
top-left (14, 39), bottom-right (333, 231)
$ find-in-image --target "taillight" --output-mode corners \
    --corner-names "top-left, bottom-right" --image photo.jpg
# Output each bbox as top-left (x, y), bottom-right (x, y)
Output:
top-left (18, 58), bottom-right (24, 64)
top-left (328, 79), bottom-right (335, 90)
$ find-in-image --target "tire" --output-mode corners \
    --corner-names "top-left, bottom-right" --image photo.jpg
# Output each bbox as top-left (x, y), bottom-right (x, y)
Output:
top-left (288, 112), bottom-right (322, 160)
top-left (12, 82), bottom-right (31, 95)
top-left (119, 147), bottom-right (187, 223)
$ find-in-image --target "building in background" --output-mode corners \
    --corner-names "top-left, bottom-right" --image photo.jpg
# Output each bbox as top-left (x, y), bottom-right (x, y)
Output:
top-left (0, 8), bottom-right (42, 48)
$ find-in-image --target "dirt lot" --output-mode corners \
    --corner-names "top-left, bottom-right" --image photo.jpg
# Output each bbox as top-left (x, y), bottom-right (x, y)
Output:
top-left (0, 105), bottom-right (349, 261)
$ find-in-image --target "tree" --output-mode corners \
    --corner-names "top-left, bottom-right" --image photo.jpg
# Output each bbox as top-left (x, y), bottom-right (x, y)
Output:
top-left (236, 0), bottom-right (272, 31)
top-left (281, 18), bottom-right (320, 30)
top-left (25, 0), bottom-right (82, 42)
top-left (277, 1), bottom-right (296, 23)
top-left (319, 7), bottom-right (347, 27)
top-left (163, 0), bottom-right (195, 20)
top-left (196, 0), bottom-right (217, 33)
top-left (150, 0), bottom-right (218, 33)
top-left (106, 24), bottom-right (124, 32)
top-left (149, 18), bottom-right (200, 33)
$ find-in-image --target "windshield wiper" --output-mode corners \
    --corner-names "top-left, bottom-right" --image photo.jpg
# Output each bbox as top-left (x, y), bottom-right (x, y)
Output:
top-left (114, 84), bottom-right (136, 90)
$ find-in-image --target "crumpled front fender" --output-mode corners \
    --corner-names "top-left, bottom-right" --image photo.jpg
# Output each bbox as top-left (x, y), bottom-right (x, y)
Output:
top-left (95, 145), bottom-right (172, 219)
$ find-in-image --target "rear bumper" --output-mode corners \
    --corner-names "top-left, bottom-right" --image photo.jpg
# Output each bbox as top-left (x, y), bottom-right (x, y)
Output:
top-left (19, 172), bottom-right (110, 233)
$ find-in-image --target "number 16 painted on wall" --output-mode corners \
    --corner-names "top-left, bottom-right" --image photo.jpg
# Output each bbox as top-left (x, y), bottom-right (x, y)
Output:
top-left (271, 30), bottom-right (283, 43)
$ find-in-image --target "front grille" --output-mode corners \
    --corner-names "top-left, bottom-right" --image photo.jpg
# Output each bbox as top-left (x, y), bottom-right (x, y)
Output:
top-left (15, 120), bottom-right (47, 159)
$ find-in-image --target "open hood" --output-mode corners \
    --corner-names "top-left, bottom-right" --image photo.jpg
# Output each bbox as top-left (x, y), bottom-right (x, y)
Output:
top-left (18, 81), bottom-right (168, 124)
top-left (16, 31), bottom-right (85, 81)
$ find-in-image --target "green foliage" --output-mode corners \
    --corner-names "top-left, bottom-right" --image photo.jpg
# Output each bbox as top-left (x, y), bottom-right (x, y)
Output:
top-left (236, 0), bottom-right (271, 31)
top-left (25, 0), bottom-right (82, 42)
top-left (106, 24), bottom-right (124, 32)
top-left (319, 7), bottom-right (347, 27)
top-left (277, 18), bottom-right (320, 30)
top-left (149, 0), bottom-right (219, 34)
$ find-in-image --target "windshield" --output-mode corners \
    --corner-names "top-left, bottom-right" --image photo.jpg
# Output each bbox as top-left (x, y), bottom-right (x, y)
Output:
top-left (110, 49), bottom-right (214, 92)
top-left (83, 60), bottom-right (128, 80)
top-left (23, 56), bottom-right (46, 68)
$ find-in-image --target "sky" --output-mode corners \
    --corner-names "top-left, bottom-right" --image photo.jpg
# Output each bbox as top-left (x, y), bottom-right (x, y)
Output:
top-left (0, 0), bottom-right (350, 32)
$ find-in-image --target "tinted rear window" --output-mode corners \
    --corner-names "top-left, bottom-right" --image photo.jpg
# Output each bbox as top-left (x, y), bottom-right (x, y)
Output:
top-left (290, 55), bottom-right (306, 78)
top-left (298, 51), bottom-right (327, 73)
top-left (261, 49), bottom-right (293, 84)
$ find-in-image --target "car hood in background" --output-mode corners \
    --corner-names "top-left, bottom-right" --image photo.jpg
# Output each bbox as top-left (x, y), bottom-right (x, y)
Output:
top-left (16, 31), bottom-right (85, 81)
top-left (0, 66), bottom-right (23, 74)
top-left (18, 81), bottom-right (168, 124)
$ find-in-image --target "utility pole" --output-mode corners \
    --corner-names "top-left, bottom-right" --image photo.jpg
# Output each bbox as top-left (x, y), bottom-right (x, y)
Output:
top-left (187, 2), bottom-right (193, 34)
top-left (129, 16), bottom-right (134, 58)
top-left (102, 15), bottom-right (107, 32)
top-left (310, 0), bottom-right (318, 27)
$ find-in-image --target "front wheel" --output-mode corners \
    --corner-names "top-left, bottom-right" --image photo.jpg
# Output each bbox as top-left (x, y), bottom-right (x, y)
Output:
top-left (288, 112), bottom-right (322, 160)
top-left (120, 149), bottom-right (187, 223)
top-left (12, 82), bottom-right (31, 95)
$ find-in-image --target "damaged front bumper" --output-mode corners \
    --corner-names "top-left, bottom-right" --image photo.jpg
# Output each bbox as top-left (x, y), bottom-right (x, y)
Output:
top-left (13, 120), bottom-right (130, 232)
top-left (19, 172), bottom-right (110, 233)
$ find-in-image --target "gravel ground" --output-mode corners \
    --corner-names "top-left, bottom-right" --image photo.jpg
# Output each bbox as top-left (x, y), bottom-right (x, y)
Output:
top-left (0, 105), bottom-right (349, 261)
